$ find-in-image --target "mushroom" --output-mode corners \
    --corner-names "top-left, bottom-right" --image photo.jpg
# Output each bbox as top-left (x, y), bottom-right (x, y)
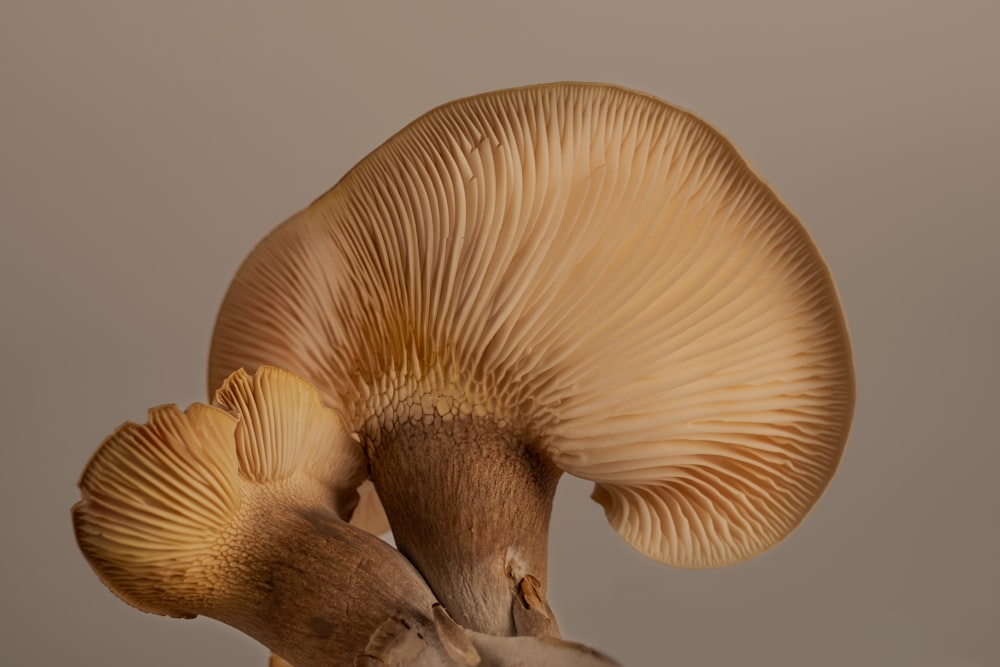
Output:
top-left (73, 366), bottom-right (621, 666)
top-left (72, 366), bottom-right (436, 665)
top-left (208, 82), bottom-right (855, 636)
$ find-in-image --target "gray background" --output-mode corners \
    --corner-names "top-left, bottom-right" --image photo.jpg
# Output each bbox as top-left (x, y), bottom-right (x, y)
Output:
top-left (2, 1), bottom-right (997, 665)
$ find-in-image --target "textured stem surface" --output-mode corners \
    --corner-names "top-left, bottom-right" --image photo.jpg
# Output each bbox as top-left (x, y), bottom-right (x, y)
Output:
top-left (367, 415), bottom-right (562, 637)
top-left (235, 505), bottom-right (619, 666)
top-left (208, 504), bottom-right (440, 666)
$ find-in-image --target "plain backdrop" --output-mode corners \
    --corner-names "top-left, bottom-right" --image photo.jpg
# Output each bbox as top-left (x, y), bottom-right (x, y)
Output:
top-left (2, 2), bottom-right (997, 666)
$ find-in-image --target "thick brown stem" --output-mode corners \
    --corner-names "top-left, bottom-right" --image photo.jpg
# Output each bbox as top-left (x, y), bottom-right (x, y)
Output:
top-left (366, 415), bottom-right (563, 637)
top-left (204, 503), bottom-right (440, 666)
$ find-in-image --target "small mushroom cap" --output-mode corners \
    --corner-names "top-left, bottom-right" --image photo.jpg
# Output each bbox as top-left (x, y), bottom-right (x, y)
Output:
top-left (212, 366), bottom-right (389, 534)
top-left (73, 402), bottom-right (240, 616)
top-left (209, 83), bottom-right (854, 568)
top-left (73, 366), bottom-right (369, 615)
top-left (211, 365), bottom-right (368, 517)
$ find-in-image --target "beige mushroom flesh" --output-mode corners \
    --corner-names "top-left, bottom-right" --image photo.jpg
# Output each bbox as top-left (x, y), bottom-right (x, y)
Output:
top-left (208, 82), bottom-right (854, 637)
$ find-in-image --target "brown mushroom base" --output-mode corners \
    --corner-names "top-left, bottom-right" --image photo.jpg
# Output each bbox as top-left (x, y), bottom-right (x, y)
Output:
top-left (366, 414), bottom-right (563, 637)
top-left (197, 502), bottom-right (615, 665)
top-left (198, 503), bottom-right (446, 666)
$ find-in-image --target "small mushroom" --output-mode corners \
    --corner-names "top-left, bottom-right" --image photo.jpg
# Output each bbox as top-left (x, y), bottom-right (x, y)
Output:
top-left (73, 367), bottom-right (437, 665)
top-left (209, 83), bottom-right (854, 635)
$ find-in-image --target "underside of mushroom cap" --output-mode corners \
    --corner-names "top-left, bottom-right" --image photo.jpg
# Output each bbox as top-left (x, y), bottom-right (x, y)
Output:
top-left (212, 365), bottom-right (368, 518)
top-left (209, 82), bottom-right (854, 568)
top-left (73, 402), bottom-right (242, 616)
top-left (212, 365), bottom-right (389, 534)
top-left (73, 366), bottom-right (370, 616)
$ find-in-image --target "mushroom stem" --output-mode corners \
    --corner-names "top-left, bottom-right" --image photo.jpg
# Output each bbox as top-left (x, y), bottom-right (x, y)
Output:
top-left (204, 502), bottom-right (441, 666)
top-left (366, 415), bottom-right (562, 637)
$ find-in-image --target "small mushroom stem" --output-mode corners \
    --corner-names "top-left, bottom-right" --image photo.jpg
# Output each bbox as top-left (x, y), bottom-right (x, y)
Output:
top-left (366, 415), bottom-right (563, 637)
top-left (187, 502), bottom-right (441, 667)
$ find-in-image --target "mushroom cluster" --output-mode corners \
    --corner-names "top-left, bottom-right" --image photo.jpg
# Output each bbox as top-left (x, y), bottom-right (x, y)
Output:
top-left (74, 83), bottom-right (854, 665)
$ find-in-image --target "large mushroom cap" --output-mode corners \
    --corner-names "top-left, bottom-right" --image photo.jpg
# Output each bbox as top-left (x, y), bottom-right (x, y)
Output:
top-left (210, 82), bottom-right (854, 568)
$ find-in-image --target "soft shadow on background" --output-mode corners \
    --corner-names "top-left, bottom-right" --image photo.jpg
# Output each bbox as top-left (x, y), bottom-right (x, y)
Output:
top-left (2, 2), bottom-right (997, 665)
